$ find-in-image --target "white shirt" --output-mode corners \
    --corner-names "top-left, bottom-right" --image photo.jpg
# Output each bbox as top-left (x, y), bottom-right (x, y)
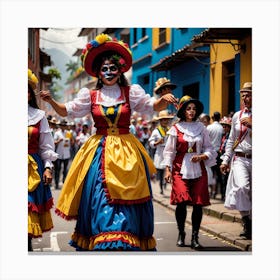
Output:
top-left (207, 121), bottom-right (224, 151)
top-left (54, 129), bottom-right (71, 160)
top-left (162, 121), bottom-right (217, 179)
top-left (221, 110), bottom-right (252, 165)
top-left (148, 127), bottom-right (168, 169)
top-left (65, 84), bottom-right (156, 119)
top-left (28, 105), bottom-right (58, 168)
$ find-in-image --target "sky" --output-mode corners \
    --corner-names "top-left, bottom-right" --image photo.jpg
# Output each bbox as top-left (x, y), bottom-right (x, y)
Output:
top-left (40, 28), bottom-right (87, 57)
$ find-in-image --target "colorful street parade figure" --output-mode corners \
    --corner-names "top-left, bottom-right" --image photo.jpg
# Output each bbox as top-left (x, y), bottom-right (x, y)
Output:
top-left (40, 33), bottom-right (177, 251)
top-left (28, 69), bottom-right (58, 251)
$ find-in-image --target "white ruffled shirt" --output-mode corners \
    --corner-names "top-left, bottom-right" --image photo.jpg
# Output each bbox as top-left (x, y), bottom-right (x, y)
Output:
top-left (28, 105), bottom-right (58, 168)
top-left (162, 121), bottom-right (217, 179)
top-left (65, 84), bottom-right (156, 118)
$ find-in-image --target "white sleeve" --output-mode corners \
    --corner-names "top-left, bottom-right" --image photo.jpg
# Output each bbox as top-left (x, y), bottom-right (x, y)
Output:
top-left (129, 84), bottom-right (155, 117)
top-left (162, 126), bottom-right (177, 168)
top-left (148, 129), bottom-right (160, 148)
top-left (38, 117), bottom-right (58, 168)
top-left (201, 127), bottom-right (217, 167)
top-left (65, 87), bottom-right (92, 118)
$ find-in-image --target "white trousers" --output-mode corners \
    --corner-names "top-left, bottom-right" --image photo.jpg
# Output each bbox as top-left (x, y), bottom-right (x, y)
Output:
top-left (224, 156), bottom-right (252, 212)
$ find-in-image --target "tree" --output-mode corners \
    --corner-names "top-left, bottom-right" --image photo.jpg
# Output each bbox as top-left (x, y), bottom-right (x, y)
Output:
top-left (66, 60), bottom-right (79, 76)
top-left (48, 67), bottom-right (62, 100)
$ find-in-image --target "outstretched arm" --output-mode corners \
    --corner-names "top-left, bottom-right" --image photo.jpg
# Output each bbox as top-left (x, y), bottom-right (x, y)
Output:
top-left (40, 90), bottom-right (67, 117)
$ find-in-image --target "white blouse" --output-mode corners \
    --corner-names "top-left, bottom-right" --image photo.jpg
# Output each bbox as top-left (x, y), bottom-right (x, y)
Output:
top-left (162, 121), bottom-right (217, 179)
top-left (65, 84), bottom-right (156, 119)
top-left (28, 105), bottom-right (58, 168)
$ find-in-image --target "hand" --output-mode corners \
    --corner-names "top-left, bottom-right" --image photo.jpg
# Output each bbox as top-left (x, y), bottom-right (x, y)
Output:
top-left (161, 93), bottom-right (178, 106)
top-left (40, 90), bottom-right (52, 103)
top-left (164, 168), bottom-right (172, 183)
top-left (43, 168), bottom-right (53, 185)
top-left (220, 164), bottom-right (229, 175)
top-left (191, 154), bottom-right (206, 163)
top-left (240, 117), bottom-right (252, 129)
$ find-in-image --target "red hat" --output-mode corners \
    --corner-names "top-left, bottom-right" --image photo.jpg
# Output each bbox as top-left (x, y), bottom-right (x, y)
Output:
top-left (81, 33), bottom-right (132, 77)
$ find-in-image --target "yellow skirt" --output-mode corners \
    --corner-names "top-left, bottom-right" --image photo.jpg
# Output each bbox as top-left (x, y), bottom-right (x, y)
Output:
top-left (56, 134), bottom-right (156, 219)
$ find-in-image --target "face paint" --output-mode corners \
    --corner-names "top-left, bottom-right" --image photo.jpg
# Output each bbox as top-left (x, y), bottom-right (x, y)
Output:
top-left (100, 63), bottom-right (119, 81)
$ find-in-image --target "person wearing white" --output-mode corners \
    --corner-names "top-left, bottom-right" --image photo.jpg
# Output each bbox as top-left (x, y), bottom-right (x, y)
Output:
top-left (53, 120), bottom-right (71, 189)
top-left (148, 110), bottom-right (173, 194)
top-left (220, 82), bottom-right (252, 239)
top-left (207, 111), bottom-right (223, 198)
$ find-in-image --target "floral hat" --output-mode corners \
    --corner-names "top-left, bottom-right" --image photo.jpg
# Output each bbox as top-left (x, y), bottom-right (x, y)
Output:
top-left (28, 69), bottom-right (38, 90)
top-left (81, 33), bottom-right (132, 77)
top-left (154, 77), bottom-right (177, 94)
top-left (177, 95), bottom-right (204, 120)
top-left (220, 116), bottom-right (232, 126)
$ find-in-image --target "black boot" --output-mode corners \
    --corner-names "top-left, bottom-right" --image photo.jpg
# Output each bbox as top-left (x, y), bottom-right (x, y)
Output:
top-left (175, 202), bottom-right (187, 247)
top-left (240, 215), bottom-right (252, 239)
top-left (191, 231), bottom-right (203, 250)
top-left (177, 231), bottom-right (186, 247)
top-left (191, 205), bottom-right (203, 250)
top-left (28, 236), bottom-right (33, 252)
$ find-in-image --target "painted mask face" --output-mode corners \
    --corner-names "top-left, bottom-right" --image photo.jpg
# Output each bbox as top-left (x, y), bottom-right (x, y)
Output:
top-left (100, 60), bottom-right (119, 83)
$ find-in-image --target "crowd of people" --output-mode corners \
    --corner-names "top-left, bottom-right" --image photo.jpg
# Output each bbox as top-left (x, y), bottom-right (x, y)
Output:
top-left (28, 32), bottom-right (252, 252)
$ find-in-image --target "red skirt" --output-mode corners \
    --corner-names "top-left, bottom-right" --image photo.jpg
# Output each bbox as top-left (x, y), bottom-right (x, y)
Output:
top-left (170, 161), bottom-right (210, 206)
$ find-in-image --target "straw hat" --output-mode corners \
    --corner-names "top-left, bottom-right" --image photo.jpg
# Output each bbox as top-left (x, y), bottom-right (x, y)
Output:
top-left (177, 95), bottom-right (204, 120)
top-left (28, 69), bottom-right (38, 90)
top-left (220, 116), bottom-right (232, 126)
top-left (156, 110), bottom-right (174, 120)
top-left (154, 77), bottom-right (177, 94)
top-left (239, 82), bottom-right (252, 93)
top-left (81, 33), bottom-right (132, 77)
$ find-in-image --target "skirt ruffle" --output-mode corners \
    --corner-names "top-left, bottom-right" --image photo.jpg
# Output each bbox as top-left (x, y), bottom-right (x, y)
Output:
top-left (28, 153), bottom-right (54, 237)
top-left (58, 135), bottom-right (157, 251)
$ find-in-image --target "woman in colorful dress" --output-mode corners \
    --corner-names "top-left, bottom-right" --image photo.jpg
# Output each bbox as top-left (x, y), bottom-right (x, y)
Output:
top-left (40, 33), bottom-right (177, 251)
top-left (163, 96), bottom-right (216, 249)
top-left (28, 69), bottom-right (58, 251)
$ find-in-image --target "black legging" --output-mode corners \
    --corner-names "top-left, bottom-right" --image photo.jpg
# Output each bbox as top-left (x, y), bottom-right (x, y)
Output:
top-left (175, 202), bottom-right (203, 233)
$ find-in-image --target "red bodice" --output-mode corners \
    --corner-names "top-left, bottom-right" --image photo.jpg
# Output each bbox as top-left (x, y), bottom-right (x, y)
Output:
top-left (90, 86), bottom-right (131, 135)
top-left (28, 122), bottom-right (40, 154)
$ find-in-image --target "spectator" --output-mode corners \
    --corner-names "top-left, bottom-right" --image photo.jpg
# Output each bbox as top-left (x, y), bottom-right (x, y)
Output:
top-left (207, 111), bottom-right (223, 198)
top-left (53, 119), bottom-right (71, 189)
top-left (148, 110), bottom-right (173, 194)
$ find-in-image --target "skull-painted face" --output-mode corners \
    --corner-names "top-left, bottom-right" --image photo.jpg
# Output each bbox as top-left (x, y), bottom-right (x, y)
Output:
top-left (99, 59), bottom-right (120, 85)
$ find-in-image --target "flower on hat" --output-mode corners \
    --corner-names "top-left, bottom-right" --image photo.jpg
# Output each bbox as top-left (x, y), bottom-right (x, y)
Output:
top-left (28, 69), bottom-right (39, 90)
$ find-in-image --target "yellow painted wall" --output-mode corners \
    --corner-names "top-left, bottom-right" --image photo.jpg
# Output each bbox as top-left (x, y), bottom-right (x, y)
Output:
top-left (209, 37), bottom-right (252, 117)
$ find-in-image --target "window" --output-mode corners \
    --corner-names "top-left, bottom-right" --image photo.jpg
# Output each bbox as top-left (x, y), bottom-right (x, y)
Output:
top-left (133, 28), bottom-right (137, 45)
top-left (28, 29), bottom-right (35, 63)
top-left (159, 28), bottom-right (166, 45)
top-left (141, 28), bottom-right (146, 38)
top-left (182, 82), bottom-right (199, 100)
top-left (222, 60), bottom-right (235, 114)
top-left (152, 28), bottom-right (171, 50)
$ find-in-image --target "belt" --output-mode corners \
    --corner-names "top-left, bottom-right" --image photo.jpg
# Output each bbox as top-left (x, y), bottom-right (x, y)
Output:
top-left (235, 152), bottom-right (252, 159)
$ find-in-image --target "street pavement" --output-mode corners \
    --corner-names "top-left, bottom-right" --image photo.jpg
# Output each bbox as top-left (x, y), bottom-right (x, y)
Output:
top-left (151, 180), bottom-right (252, 252)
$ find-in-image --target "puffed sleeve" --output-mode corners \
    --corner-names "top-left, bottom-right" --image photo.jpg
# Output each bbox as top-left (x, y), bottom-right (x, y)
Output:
top-left (161, 126), bottom-right (177, 168)
top-left (129, 84), bottom-right (155, 116)
top-left (38, 116), bottom-right (58, 168)
top-left (65, 87), bottom-right (92, 118)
